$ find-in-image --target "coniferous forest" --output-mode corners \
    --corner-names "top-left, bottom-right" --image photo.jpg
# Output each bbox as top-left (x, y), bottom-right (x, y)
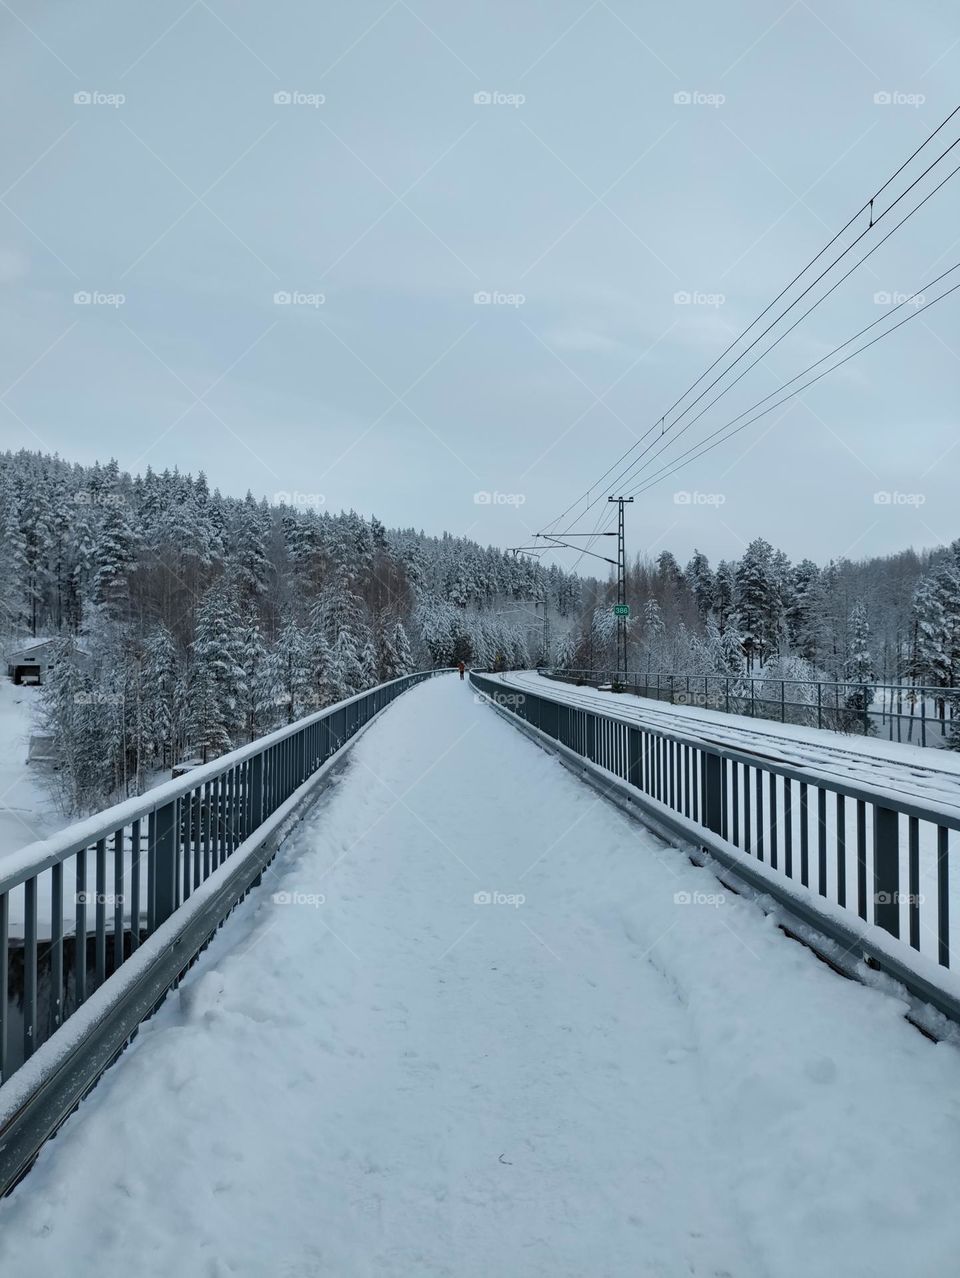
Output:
top-left (561, 537), bottom-right (956, 688)
top-left (4, 448), bottom-right (960, 815)
top-left (0, 450), bottom-right (582, 811)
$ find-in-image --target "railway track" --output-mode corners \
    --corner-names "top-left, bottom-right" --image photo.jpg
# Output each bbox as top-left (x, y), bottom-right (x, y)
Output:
top-left (492, 670), bottom-right (960, 814)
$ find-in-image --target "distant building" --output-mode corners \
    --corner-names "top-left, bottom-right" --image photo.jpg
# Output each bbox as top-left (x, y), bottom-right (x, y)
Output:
top-left (5, 638), bottom-right (89, 686)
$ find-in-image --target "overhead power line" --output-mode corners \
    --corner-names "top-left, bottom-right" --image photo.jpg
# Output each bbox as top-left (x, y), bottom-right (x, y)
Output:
top-left (538, 104), bottom-right (960, 541)
top-left (623, 267), bottom-right (960, 500)
top-left (605, 160), bottom-right (960, 498)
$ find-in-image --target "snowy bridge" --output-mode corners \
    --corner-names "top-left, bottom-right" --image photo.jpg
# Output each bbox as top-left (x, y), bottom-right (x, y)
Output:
top-left (2, 671), bottom-right (960, 1275)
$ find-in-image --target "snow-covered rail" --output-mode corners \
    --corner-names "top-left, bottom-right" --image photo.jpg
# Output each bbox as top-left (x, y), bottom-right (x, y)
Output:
top-left (549, 668), bottom-right (956, 747)
top-left (472, 672), bottom-right (960, 1027)
top-left (0, 671), bottom-right (444, 1194)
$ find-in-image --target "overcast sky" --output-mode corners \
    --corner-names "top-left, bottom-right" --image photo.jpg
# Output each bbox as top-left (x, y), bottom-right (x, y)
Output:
top-left (0, 0), bottom-right (958, 573)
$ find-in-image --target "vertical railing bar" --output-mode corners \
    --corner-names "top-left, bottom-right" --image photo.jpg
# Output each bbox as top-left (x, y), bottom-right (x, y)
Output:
top-left (23, 876), bottom-right (37, 1061)
top-left (908, 816), bottom-right (920, 951)
top-left (817, 789), bottom-right (827, 898)
top-left (76, 847), bottom-right (87, 1006)
top-left (784, 778), bottom-right (793, 878)
top-left (755, 768), bottom-right (764, 862)
top-left (0, 890), bottom-right (7, 1082)
top-left (202, 780), bottom-right (211, 878)
top-left (50, 861), bottom-right (63, 1036)
top-left (182, 792), bottom-right (191, 902)
top-left (95, 837), bottom-right (107, 988)
top-left (146, 812), bottom-right (156, 933)
top-left (130, 817), bottom-right (141, 951)
top-left (227, 769), bottom-right (235, 855)
top-left (799, 783), bottom-right (809, 887)
top-left (857, 800), bottom-right (868, 921)
top-left (113, 828), bottom-right (124, 975)
top-left (744, 764), bottom-right (752, 855)
top-left (193, 786), bottom-right (202, 890)
top-left (938, 826), bottom-right (949, 969)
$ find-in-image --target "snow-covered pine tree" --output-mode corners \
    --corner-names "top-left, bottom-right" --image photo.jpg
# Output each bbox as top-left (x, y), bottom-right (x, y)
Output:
top-left (92, 493), bottom-right (138, 619)
top-left (787, 559), bottom-right (822, 661)
top-left (390, 618), bottom-right (414, 677)
top-left (0, 469), bottom-right (26, 636)
top-left (186, 663), bottom-right (232, 763)
top-left (734, 538), bottom-right (775, 671)
top-left (640, 598), bottom-right (666, 673)
top-left (843, 600), bottom-right (876, 731)
top-left (232, 491), bottom-right (270, 602)
top-left (712, 561), bottom-right (735, 633)
top-left (142, 623), bottom-right (180, 768)
top-left (272, 618), bottom-right (311, 722)
top-left (191, 581), bottom-right (246, 750)
top-left (685, 550), bottom-right (715, 618)
top-left (237, 619), bottom-right (272, 741)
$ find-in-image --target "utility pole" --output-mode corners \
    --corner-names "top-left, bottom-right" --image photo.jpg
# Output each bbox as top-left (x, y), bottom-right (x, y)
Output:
top-left (607, 496), bottom-right (633, 682)
top-left (539, 594), bottom-right (550, 667)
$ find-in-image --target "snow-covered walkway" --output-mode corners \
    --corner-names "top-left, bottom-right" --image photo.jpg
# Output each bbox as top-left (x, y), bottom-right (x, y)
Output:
top-left (2, 674), bottom-right (960, 1277)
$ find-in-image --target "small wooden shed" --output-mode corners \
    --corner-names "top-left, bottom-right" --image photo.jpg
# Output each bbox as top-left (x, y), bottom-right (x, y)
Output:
top-left (5, 638), bottom-right (89, 686)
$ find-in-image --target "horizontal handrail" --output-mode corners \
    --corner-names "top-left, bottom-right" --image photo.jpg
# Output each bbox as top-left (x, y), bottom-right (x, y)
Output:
top-left (473, 671), bottom-right (960, 1021)
top-left (551, 668), bottom-right (957, 695)
top-left (1, 672), bottom-right (442, 897)
top-left (0, 671), bottom-right (447, 1094)
top-left (542, 668), bottom-right (955, 748)
top-left (515, 680), bottom-right (960, 826)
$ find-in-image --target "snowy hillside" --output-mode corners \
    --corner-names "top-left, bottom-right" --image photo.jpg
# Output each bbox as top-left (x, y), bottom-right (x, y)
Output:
top-left (0, 679), bottom-right (60, 860)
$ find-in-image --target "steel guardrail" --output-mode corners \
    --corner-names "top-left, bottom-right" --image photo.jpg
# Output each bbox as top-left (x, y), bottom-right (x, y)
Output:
top-left (0, 670), bottom-right (446, 1194)
top-left (543, 668), bottom-right (955, 747)
top-left (472, 672), bottom-right (960, 1026)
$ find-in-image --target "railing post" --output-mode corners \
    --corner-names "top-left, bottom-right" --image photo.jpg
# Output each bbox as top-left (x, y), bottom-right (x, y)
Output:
top-left (153, 799), bottom-right (178, 927)
top-left (702, 750), bottom-right (723, 836)
top-left (873, 805), bottom-right (900, 937)
top-left (628, 728), bottom-right (641, 790)
top-left (250, 752), bottom-right (264, 831)
top-left (0, 891), bottom-right (7, 1081)
top-left (586, 713), bottom-right (596, 763)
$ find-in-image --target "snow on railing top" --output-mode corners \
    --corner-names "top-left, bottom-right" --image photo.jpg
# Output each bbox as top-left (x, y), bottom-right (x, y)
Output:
top-left (485, 672), bottom-right (960, 830)
top-left (0, 671), bottom-right (448, 896)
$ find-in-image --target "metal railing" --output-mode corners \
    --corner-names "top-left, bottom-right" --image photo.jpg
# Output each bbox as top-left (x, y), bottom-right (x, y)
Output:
top-left (0, 670), bottom-right (441, 1165)
top-left (546, 669), bottom-right (957, 748)
top-left (473, 672), bottom-right (960, 1022)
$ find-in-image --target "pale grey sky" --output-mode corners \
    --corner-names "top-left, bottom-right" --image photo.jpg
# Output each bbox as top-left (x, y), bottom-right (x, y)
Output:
top-left (0, 0), bottom-right (958, 571)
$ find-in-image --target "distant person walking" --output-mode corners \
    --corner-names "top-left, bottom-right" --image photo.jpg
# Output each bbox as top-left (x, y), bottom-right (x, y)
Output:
top-left (458, 660), bottom-right (465, 680)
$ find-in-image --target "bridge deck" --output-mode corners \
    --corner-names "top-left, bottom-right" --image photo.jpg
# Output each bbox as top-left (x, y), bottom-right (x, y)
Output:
top-left (1, 675), bottom-right (958, 1276)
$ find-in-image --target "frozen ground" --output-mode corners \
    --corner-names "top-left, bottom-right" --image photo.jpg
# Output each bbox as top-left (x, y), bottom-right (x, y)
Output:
top-left (1, 675), bottom-right (960, 1277)
top-left (0, 679), bottom-right (61, 861)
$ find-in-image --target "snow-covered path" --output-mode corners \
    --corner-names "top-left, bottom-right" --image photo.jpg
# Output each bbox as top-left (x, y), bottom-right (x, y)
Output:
top-left (2, 675), bottom-right (960, 1277)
